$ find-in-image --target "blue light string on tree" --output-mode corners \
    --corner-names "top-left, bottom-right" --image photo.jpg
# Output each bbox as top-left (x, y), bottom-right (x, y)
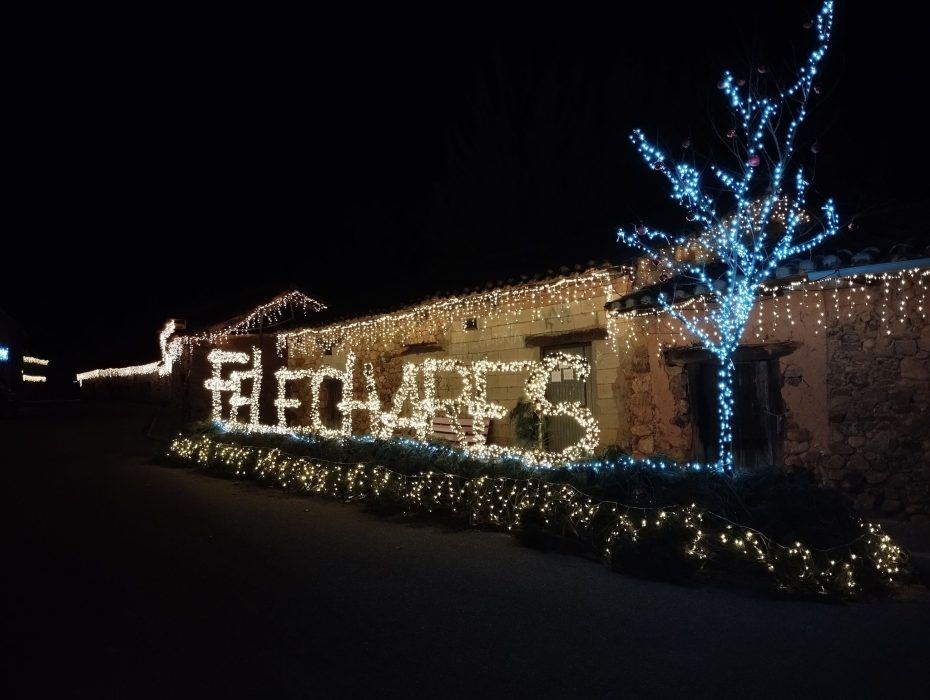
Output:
top-left (616, 1), bottom-right (839, 472)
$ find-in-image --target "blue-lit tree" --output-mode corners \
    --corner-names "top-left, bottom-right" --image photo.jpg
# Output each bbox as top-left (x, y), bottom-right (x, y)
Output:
top-left (616, 1), bottom-right (839, 472)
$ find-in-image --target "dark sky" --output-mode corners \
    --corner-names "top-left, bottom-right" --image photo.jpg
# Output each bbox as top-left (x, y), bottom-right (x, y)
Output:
top-left (4, 2), bottom-right (927, 374)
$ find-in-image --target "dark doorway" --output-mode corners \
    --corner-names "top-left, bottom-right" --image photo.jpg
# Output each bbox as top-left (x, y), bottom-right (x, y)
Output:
top-left (687, 358), bottom-right (784, 468)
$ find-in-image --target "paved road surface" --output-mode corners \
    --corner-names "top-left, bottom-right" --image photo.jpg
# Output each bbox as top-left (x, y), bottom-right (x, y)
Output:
top-left (4, 403), bottom-right (929, 698)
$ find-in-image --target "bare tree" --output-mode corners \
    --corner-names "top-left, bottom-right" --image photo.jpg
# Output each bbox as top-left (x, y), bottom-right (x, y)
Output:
top-left (616, 1), bottom-right (840, 471)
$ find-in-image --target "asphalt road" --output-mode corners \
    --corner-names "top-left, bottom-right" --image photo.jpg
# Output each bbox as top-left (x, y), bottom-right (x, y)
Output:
top-left (3, 403), bottom-right (929, 699)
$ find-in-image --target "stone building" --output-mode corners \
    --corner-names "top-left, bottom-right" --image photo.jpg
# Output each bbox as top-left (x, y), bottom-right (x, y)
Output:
top-left (78, 258), bottom-right (930, 520)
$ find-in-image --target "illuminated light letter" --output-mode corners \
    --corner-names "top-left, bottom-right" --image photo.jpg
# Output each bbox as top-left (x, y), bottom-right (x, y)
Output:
top-left (205, 349), bottom-right (250, 421)
top-left (468, 360), bottom-right (535, 447)
top-left (309, 360), bottom-right (352, 439)
top-left (274, 367), bottom-right (315, 432)
top-left (421, 358), bottom-right (473, 442)
top-left (227, 348), bottom-right (263, 427)
top-left (378, 362), bottom-right (429, 440)
top-left (524, 353), bottom-right (599, 461)
top-left (337, 354), bottom-right (384, 435)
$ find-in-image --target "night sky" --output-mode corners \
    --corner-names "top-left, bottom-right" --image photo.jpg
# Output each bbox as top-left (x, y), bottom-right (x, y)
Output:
top-left (4, 2), bottom-right (927, 377)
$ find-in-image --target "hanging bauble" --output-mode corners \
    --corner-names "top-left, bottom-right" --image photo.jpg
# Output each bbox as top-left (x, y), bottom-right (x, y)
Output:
top-left (847, 220), bottom-right (858, 231)
top-left (803, 19), bottom-right (813, 29)
top-left (653, 160), bottom-right (666, 171)
top-left (635, 224), bottom-right (646, 236)
top-left (717, 79), bottom-right (725, 89)
top-left (651, 257), bottom-right (662, 267)
top-left (748, 154), bottom-right (761, 167)
top-left (681, 138), bottom-right (691, 149)
top-left (757, 65), bottom-right (767, 74)
top-left (813, 83), bottom-right (822, 95)
top-left (737, 78), bottom-right (746, 87)
top-left (811, 140), bottom-right (821, 154)
top-left (726, 129), bottom-right (736, 139)
top-left (686, 210), bottom-right (697, 221)
top-left (659, 274), bottom-right (669, 283)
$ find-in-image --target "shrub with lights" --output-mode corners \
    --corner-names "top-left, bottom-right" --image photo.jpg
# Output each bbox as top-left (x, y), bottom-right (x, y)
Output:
top-left (167, 429), bottom-right (909, 597)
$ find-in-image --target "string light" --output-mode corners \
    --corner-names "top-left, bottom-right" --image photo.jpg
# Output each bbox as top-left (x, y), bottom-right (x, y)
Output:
top-left (616, 1), bottom-right (839, 470)
top-left (0, 346), bottom-right (9, 362)
top-left (22, 374), bottom-right (46, 383)
top-left (209, 348), bottom-right (601, 466)
top-left (23, 356), bottom-right (49, 366)
top-left (77, 291), bottom-right (326, 385)
top-left (279, 270), bottom-right (619, 356)
top-left (168, 432), bottom-right (908, 596)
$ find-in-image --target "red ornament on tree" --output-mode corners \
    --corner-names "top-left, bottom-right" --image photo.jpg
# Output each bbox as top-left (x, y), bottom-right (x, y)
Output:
top-left (681, 138), bottom-right (691, 149)
top-left (651, 257), bottom-right (662, 267)
top-left (726, 129), bottom-right (736, 139)
top-left (748, 154), bottom-right (761, 167)
top-left (717, 79), bottom-right (725, 89)
top-left (757, 65), bottom-right (767, 74)
top-left (813, 83), bottom-right (822, 95)
top-left (653, 160), bottom-right (666, 171)
top-left (635, 225), bottom-right (647, 236)
top-left (737, 78), bottom-right (746, 87)
top-left (686, 210), bottom-right (697, 221)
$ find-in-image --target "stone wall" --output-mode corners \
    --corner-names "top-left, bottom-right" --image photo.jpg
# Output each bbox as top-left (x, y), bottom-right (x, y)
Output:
top-left (619, 270), bottom-right (929, 520)
top-left (803, 288), bottom-right (930, 521)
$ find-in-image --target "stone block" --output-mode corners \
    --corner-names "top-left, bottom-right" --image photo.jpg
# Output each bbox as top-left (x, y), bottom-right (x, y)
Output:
top-left (919, 327), bottom-right (930, 352)
top-left (900, 357), bottom-right (929, 381)
top-left (828, 395), bottom-right (850, 422)
top-left (894, 338), bottom-right (918, 356)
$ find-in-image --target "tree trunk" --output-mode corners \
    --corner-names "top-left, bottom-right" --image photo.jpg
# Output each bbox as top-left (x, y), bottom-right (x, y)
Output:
top-left (715, 356), bottom-right (736, 471)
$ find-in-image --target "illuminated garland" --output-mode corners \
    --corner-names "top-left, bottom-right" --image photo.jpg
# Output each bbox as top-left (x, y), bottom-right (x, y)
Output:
top-left (0, 346), bottom-right (8, 362)
top-left (76, 320), bottom-right (181, 385)
top-left (608, 268), bottom-right (929, 360)
top-left (280, 269), bottom-right (619, 356)
top-left (23, 356), bottom-right (49, 366)
top-left (168, 433), bottom-right (908, 597)
top-left (216, 290), bottom-right (326, 337)
top-left (616, 0), bottom-right (839, 471)
top-left (77, 292), bottom-right (325, 385)
top-left (210, 348), bottom-right (600, 466)
top-left (22, 374), bottom-right (46, 383)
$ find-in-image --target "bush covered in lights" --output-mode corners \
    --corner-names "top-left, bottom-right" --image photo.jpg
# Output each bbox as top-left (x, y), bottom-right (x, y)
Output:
top-left (167, 426), bottom-right (910, 598)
